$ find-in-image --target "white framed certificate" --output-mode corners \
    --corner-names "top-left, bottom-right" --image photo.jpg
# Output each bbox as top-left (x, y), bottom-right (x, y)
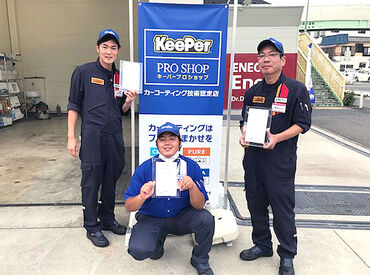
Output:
top-left (152, 158), bottom-right (180, 198)
top-left (244, 106), bottom-right (272, 147)
top-left (119, 60), bottom-right (143, 93)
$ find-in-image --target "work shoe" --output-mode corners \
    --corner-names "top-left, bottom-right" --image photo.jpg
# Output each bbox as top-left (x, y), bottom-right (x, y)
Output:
top-left (86, 231), bottom-right (109, 247)
top-left (190, 258), bottom-right (214, 275)
top-left (102, 220), bottom-right (127, 235)
top-left (239, 245), bottom-right (273, 261)
top-left (279, 258), bottom-right (294, 275)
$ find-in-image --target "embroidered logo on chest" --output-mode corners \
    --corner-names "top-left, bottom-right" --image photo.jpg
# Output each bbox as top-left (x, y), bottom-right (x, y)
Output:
top-left (253, 96), bottom-right (265, 103)
top-left (91, 77), bottom-right (104, 85)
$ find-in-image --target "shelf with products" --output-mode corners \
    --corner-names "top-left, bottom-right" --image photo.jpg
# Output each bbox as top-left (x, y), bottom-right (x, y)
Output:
top-left (0, 53), bottom-right (26, 127)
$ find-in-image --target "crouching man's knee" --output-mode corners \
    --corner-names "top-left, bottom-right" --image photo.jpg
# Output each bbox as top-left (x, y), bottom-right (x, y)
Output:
top-left (127, 243), bottom-right (154, 261)
top-left (197, 209), bottom-right (215, 231)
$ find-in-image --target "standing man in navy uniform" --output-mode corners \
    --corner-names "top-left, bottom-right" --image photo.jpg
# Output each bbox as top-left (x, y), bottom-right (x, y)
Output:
top-left (239, 38), bottom-right (311, 275)
top-left (67, 29), bottom-right (138, 247)
top-left (125, 122), bottom-right (215, 275)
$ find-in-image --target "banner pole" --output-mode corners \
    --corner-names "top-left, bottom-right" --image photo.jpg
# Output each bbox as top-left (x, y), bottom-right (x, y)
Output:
top-left (129, 0), bottom-right (135, 176)
top-left (223, 2), bottom-right (238, 209)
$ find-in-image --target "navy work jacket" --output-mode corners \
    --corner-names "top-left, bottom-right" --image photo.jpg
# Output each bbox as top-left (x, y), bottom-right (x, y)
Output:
top-left (67, 58), bottom-right (127, 134)
top-left (240, 72), bottom-right (312, 155)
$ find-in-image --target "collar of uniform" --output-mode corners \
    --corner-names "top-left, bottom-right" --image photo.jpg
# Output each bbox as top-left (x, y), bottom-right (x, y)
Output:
top-left (262, 72), bottom-right (286, 88)
top-left (96, 58), bottom-right (117, 75)
top-left (158, 151), bottom-right (180, 162)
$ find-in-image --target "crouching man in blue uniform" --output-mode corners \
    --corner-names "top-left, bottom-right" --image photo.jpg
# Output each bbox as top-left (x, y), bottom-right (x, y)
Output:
top-left (124, 122), bottom-right (215, 275)
top-left (67, 29), bottom-right (138, 247)
top-left (239, 38), bottom-right (312, 275)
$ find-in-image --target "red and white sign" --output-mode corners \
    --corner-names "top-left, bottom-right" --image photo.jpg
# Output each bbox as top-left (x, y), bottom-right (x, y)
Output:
top-left (183, 147), bottom-right (211, 156)
top-left (224, 53), bottom-right (298, 109)
top-left (183, 147), bottom-right (211, 164)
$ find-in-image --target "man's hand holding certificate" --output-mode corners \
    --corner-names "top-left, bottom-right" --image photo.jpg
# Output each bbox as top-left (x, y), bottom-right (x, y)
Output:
top-left (154, 161), bottom-right (180, 197)
top-left (178, 175), bottom-right (196, 191)
top-left (139, 181), bottom-right (155, 201)
top-left (241, 106), bottom-right (272, 148)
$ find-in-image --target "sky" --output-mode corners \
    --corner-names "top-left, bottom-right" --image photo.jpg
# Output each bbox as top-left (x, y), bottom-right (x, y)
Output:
top-left (266, 0), bottom-right (370, 6)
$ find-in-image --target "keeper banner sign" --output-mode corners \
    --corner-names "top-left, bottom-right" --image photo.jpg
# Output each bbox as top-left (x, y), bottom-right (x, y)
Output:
top-left (138, 2), bottom-right (229, 207)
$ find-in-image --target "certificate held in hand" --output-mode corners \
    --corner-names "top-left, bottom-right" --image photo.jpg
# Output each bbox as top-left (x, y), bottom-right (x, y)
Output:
top-left (152, 159), bottom-right (181, 198)
top-left (244, 106), bottom-right (272, 147)
top-left (119, 60), bottom-right (143, 94)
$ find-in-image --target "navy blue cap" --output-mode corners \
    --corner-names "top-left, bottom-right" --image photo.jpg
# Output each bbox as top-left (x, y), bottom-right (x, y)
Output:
top-left (98, 29), bottom-right (120, 44)
top-left (257, 38), bottom-right (284, 55)
top-left (157, 122), bottom-right (181, 139)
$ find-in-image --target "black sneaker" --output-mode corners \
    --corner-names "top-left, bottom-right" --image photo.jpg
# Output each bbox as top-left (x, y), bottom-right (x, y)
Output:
top-left (102, 220), bottom-right (127, 235)
top-left (190, 258), bottom-right (214, 275)
top-left (279, 258), bottom-right (294, 275)
top-left (86, 231), bottom-right (109, 247)
top-left (239, 245), bottom-right (273, 261)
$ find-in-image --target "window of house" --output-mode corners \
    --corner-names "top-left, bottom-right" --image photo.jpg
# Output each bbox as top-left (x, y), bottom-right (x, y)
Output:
top-left (340, 64), bottom-right (354, 71)
top-left (341, 46), bottom-right (352, 56)
top-left (364, 47), bottom-right (370, 56)
top-left (355, 44), bottom-right (364, 53)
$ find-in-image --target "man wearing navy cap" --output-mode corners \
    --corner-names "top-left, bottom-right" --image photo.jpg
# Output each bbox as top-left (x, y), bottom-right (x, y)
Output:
top-left (67, 29), bottom-right (138, 247)
top-left (124, 122), bottom-right (215, 275)
top-left (239, 38), bottom-right (312, 275)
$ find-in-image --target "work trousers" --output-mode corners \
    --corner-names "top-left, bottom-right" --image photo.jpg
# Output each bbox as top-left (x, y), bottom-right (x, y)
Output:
top-left (80, 127), bottom-right (125, 233)
top-left (243, 147), bottom-right (297, 258)
top-left (128, 207), bottom-right (215, 265)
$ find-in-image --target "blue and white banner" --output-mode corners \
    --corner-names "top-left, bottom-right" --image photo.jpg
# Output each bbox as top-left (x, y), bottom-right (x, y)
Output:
top-left (305, 43), bottom-right (316, 104)
top-left (138, 2), bottom-right (229, 207)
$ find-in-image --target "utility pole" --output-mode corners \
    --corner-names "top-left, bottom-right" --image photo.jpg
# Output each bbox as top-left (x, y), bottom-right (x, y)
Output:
top-left (304, 0), bottom-right (310, 32)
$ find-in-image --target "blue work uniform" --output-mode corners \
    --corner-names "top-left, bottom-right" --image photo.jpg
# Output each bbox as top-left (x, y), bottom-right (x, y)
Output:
top-left (240, 72), bottom-right (311, 259)
top-left (124, 154), bottom-right (215, 265)
top-left (67, 58), bottom-right (127, 233)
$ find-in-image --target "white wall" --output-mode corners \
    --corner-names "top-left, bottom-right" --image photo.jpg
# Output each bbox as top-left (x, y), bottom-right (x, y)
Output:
top-left (0, 0), bottom-right (11, 54)
top-left (227, 6), bottom-right (304, 54)
top-left (14, 0), bottom-right (139, 112)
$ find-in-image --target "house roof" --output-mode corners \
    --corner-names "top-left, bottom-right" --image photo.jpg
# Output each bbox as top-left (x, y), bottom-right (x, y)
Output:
top-left (321, 34), bottom-right (349, 46)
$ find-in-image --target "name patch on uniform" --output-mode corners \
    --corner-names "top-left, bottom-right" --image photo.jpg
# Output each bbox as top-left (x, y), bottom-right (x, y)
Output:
top-left (272, 102), bottom-right (286, 113)
top-left (253, 96), bottom-right (265, 103)
top-left (91, 77), bottom-right (104, 85)
top-left (274, 97), bottom-right (287, 103)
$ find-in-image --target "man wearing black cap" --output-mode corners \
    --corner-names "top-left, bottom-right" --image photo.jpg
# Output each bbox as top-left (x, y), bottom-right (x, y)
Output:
top-left (239, 38), bottom-right (312, 275)
top-left (67, 29), bottom-right (138, 247)
top-left (124, 122), bottom-right (215, 275)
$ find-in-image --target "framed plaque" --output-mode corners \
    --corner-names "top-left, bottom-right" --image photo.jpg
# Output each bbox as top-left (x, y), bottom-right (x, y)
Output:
top-left (152, 158), bottom-right (181, 198)
top-left (243, 106), bottom-right (272, 147)
top-left (119, 60), bottom-right (143, 94)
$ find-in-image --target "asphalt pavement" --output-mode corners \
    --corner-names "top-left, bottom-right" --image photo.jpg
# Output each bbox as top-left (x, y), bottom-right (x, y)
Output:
top-left (310, 81), bottom-right (370, 149)
top-left (312, 107), bottom-right (370, 150)
top-left (347, 82), bottom-right (370, 93)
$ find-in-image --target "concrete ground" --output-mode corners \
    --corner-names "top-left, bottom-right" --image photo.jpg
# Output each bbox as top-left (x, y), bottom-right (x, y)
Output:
top-left (0, 114), bottom-right (369, 275)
